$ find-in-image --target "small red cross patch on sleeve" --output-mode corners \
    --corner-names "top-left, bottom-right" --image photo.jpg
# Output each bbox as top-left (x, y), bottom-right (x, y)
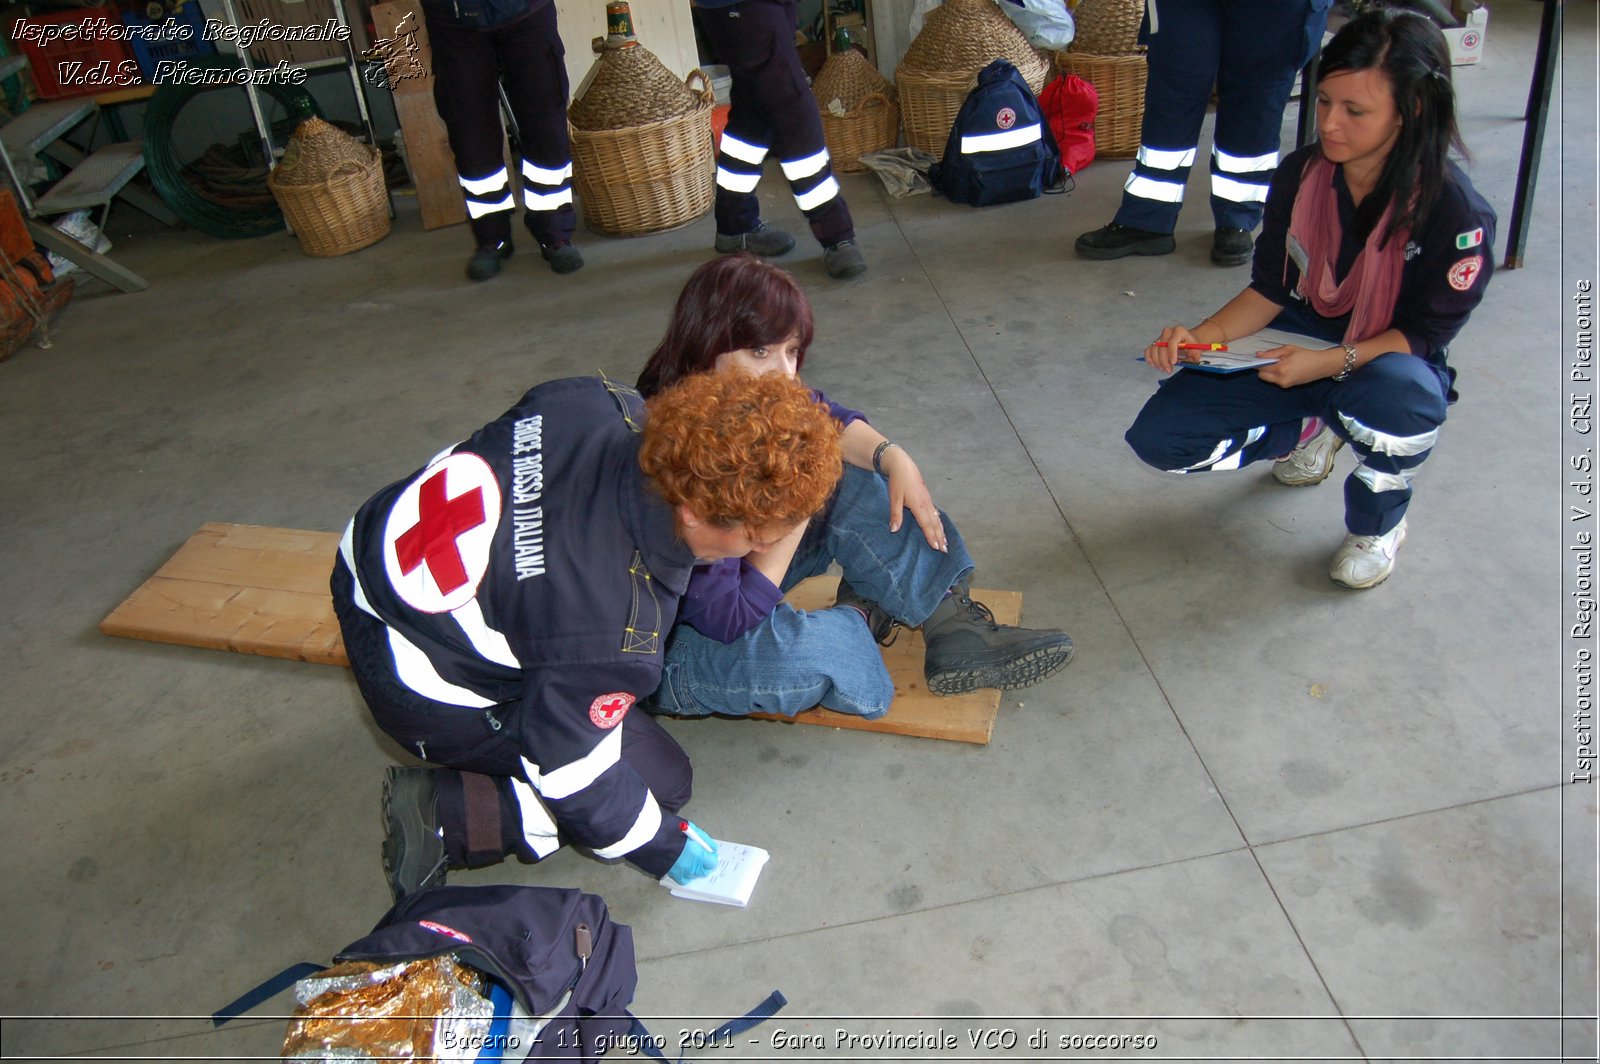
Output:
top-left (1447, 255), bottom-right (1483, 291)
top-left (589, 692), bottom-right (635, 729)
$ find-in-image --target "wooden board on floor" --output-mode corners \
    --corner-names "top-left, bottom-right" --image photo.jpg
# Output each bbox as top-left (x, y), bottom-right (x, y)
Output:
top-left (99, 524), bottom-right (1015, 743)
top-left (99, 523), bottom-right (347, 665)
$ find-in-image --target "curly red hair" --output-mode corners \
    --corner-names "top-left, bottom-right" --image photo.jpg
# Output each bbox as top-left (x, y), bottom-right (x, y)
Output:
top-left (639, 369), bottom-right (841, 529)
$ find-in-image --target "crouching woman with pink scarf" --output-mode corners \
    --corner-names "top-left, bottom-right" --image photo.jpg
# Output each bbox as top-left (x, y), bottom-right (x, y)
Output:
top-left (1125, 8), bottom-right (1494, 589)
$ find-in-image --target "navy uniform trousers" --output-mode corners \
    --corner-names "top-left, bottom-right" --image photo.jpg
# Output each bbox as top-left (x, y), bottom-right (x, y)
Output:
top-left (697, 0), bottom-right (854, 248)
top-left (1115, 0), bottom-right (1330, 234)
top-left (332, 563), bottom-right (691, 869)
top-left (1124, 304), bottom-right (1449, 537)
top-left (425, 1), bottom-right (576, 251)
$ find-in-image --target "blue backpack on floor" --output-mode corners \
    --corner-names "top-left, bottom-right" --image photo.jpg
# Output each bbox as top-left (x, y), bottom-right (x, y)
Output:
top-left (932, 58), bottom-right (1068, 207)
top-left (217, 884), bottom-right (786, 1063)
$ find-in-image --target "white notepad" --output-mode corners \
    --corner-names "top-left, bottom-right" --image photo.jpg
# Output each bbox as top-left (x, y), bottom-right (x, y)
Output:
top-left (1138, 328), bottom-right (1333, 374)
top-left (661, 840), bottom-right (771, 907)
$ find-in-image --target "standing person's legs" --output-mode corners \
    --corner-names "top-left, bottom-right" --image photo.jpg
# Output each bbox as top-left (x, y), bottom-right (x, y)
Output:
top-left (698, 2), bottom-right (787, 252)
top-left (701, 0), bottom-right (863, 275)
top-left (1207, 0), bottom-right (1328, 264)
top-left (1078, 0), bottom-right (1219, 258)
top-left (426, 14), bottom-right (515, 274)
top-left (496, 3), bottom-right (581, 270)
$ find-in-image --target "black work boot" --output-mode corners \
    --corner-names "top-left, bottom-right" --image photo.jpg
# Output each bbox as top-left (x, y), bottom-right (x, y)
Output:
top-left (381, 766), bottom-right (449, 903)
top-left (922, 585), bottom-right (1075, 695)
top-left (541, 241), bottom-right (584, 274)
top-left (1074, 222), bottom-right (1176, 261)
top-left (466, 239), bottom-right (512, 281)
top-left (1211, 226), bottom-right (1254, 267)
top-left (834, 577), bottom-right (900, 645)
top-left (714, 220), bottom-right (796, 257)
top-left (822, 239), bottom-right (867, 279)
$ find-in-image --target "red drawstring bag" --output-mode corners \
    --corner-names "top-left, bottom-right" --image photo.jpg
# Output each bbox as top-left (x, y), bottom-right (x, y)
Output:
top-left (1038, 73), bottom-right (1098, 175)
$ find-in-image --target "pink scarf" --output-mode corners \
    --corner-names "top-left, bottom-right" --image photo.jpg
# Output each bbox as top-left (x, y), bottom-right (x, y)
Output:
top-left (1286, 155), bottom-right (1408, 344)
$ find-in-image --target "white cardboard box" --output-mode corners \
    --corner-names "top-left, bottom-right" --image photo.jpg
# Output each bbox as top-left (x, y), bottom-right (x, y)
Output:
top-left (1443, 2), bottom-right (1488, 66)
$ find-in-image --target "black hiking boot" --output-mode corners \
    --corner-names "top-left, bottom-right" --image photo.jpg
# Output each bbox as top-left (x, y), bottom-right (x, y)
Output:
top-left (466, 239), bottom-right (512, 281)
top-left (381, 766), bottom-right (449, 903)
top-left (1211, 226), bottom-right (1254, 267)
top-left (1074, 222), bottom-right (1175, 261)
top-left (714, 220), bottom-right (796, 257)
top-left (922, 585), bottom-right (1075, 695)
top-left (834, 577), bottom-right (900, 646)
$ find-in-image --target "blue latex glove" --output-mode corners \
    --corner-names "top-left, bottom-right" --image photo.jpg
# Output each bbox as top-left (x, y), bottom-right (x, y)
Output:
top-left (666, 819), bottom-right (719, 883)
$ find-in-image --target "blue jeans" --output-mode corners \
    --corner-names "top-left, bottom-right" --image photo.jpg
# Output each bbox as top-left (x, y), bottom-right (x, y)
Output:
top-left (649, 465), bottom-right (976, 719)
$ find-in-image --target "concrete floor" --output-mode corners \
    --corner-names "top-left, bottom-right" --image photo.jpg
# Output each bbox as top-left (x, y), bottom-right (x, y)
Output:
top-left (3, 2), bottom-right (1596, 1060)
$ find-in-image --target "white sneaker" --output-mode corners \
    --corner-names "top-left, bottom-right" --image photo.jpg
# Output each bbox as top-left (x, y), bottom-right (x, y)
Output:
top-left (1329, 519), bottom-right (1408, 589)
top-left (1273, 420), bottom-right (1344, 486)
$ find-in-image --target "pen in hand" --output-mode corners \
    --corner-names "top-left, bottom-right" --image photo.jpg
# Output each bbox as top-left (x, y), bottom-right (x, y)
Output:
top-left (680, 820), bottom-right (714, 854)
top-left (1173, 342), bottom-right (1229, 351)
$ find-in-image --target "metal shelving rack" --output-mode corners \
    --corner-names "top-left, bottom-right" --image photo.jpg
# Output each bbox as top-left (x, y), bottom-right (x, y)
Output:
top-left (217, 0), bottom-right (380, 169)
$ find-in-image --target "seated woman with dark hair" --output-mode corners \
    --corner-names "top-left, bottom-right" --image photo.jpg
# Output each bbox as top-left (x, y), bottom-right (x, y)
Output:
top-left (1126, 7), bottom-right (1495, 589)
top-left (332, 369), bottom-right (842, 901)
top-left (637, 254), bottom-right (1076, 722)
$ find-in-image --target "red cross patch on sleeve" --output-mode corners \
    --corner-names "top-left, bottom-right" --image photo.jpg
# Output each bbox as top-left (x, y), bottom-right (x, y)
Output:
top-left (589, 692), bottom-right (635, 729)
top-left (1447, 255), bottom-right (1483, 292)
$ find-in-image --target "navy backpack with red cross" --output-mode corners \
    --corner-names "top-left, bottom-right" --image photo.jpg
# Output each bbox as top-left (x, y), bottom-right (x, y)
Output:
top-left (931, 58), bottom-right (1067, 207)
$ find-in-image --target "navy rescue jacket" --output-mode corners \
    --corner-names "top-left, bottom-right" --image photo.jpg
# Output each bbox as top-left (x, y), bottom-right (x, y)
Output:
top-left (1251, 143), bottom-right (1497, 368)
top-left (337, 376), bottom-right (698, 875)
top-left (422, 0), bottom-right (546, 30)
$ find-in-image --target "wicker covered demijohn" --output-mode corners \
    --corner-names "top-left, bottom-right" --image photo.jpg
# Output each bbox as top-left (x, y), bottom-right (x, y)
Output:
top-left (568, 6), bottom-right (714, 237)
top-left (895, 0), bottom-right (1050, 159)
top-left (267, 117), bottom-right (391, 257)
top-left (1068, 0), bottom-right (1144, 55)
top-left (813, 48), bottom-right (899, 174)
top-left (1059, 0), bottom-right (1147, 159)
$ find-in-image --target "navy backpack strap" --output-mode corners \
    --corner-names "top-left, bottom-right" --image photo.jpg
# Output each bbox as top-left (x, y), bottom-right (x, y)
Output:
top-left (701, 989), bottom-right (787, 1044)
top-left (211, 961), bottom-right (325, 1027)
top-left (628, 990), bottom-right (788, 1064)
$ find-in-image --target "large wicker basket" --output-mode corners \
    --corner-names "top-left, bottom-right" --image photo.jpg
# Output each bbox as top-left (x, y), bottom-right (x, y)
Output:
top-left (820, 92), bottom-right (899, 173)
top-left (896, 0), bottom-right (1049, 159)
top-left (569, 72), bottom-right (715, 236)
top-left (1057, 50), bottom-right (1146, 158)
top-left (814, 49), bottom-right (899, 173)
top-left (1069, 0), bottom-right (1144, 55)
top-left (267, 118), bottom-right (390, 257)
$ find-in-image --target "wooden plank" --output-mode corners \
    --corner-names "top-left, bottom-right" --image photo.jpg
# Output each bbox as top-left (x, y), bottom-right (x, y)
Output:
top-left (99, 524), bottom-right (347, 665)
top-left (392, 92), bottom-right (469, 230)
top-left (372, 0), bottom-right (467, 230)
top-left (100, 576), bottom-right (348, 665)
top-left (152, 522), bottom-right (341, 592)
top-left (100, 524), bottom-right (1015, 743)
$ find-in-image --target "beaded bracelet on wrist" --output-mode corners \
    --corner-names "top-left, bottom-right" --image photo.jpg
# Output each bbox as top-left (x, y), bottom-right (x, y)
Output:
top-left (872, 440), bottom-right (895, 475)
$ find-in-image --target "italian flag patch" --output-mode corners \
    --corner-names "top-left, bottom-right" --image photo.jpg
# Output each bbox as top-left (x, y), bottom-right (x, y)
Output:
top-left (1455, 228), bottom-right (1483, 250)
